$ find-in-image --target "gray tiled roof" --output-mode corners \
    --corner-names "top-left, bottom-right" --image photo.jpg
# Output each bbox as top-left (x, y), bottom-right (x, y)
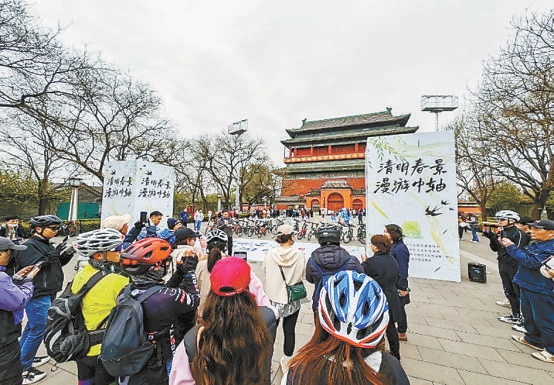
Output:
top-left (281, 125), bottom-right (418, 147)
top-left (285, 110), bottom-right (411, 138)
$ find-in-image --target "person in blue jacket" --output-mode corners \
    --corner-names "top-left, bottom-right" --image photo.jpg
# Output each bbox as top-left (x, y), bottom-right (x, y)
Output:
top-left (0, 238), bottom-right (41, 385)
top-left (500, 219), bottom-right (554, 363)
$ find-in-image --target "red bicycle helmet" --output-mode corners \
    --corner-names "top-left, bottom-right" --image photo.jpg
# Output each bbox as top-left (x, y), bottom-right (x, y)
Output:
top-left (120, 237), bottom-right (172, 275)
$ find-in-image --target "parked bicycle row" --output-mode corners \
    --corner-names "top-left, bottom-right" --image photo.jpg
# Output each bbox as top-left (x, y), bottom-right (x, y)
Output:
top-left (204, 217), bottom-right (367, 244)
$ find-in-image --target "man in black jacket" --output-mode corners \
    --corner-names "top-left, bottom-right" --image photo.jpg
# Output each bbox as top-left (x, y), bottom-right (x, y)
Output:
top-left (483, 210), bottom-right (529, 326)
top-left (13, 215), bottom-right (75, 384)
top-left (305, 224), bottom-right (363, 312)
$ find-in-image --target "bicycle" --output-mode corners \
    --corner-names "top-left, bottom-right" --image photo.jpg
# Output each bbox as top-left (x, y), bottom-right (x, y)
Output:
top-left (357, 223), bottom-right (366, 244)
top-left (339, 222), bottom-right (354, 244)
top-left (296, 221), bottom-right (309, 240)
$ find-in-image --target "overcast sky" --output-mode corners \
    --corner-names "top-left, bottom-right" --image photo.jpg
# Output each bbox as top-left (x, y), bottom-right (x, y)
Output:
top-left (30, 0), bottom-right (552, 165)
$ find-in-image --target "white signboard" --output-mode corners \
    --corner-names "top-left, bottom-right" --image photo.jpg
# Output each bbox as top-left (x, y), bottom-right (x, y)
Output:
top-left (233, 238), bottom-right (365, 263)
top-left (101, 160), bottom-right (175, 226)
top-left (365, 131), bottom-right (460, 282)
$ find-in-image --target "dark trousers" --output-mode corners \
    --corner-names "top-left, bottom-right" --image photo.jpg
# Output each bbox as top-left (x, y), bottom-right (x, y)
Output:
top-left (498, 261), bottom-right (520, 316)
top-left (386, 315), bottom-right (400, 360)
top-left (397, 302), bottom-right (408, 334)
top-left (520, 288), bottom-right (554, 354)
top-left (227, 236), bottom-right (233, 256)
top-left (76, 355), bottom-right (114, 385)
top-left (277, 310), bottom-right (300, 356)
top-left (0, 339), bottom-right (22, 385)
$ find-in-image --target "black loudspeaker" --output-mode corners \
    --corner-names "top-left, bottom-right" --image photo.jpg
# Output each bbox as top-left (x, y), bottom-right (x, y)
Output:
top-left (468, 262), bottom-right (487, 283)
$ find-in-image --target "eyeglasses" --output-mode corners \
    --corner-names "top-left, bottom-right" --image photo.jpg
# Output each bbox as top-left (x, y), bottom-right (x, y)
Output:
top-left (46, 226), bottom-right (60, 231)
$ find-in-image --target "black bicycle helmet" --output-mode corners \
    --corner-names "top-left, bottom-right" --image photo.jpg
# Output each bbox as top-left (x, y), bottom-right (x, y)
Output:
top-left (316, 224), bottom-right (341, 246)
top-left (29, 215), bottom-right (62, 228)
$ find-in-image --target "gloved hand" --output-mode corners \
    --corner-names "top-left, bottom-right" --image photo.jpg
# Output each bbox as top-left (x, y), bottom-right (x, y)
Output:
top-left (134, 221), bottom-right (145, 230)
top-left (178, 255), bottom-right (199, 274)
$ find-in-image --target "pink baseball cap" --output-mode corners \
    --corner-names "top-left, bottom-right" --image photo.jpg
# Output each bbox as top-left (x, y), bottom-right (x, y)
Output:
top-left (210, 257), bottom-right (251, 297)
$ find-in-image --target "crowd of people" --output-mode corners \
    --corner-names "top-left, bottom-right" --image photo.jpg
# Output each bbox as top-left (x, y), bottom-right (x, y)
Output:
top-left (0, 211), bottom-right (415, 384)
top-left (483, 210), bottom-right (554, 364)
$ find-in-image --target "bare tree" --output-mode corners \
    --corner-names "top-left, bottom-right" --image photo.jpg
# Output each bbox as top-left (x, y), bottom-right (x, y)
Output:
top-left (451, 113), bottom-right (500, 218)
top-left (472, 9), bottom-right (554, 218)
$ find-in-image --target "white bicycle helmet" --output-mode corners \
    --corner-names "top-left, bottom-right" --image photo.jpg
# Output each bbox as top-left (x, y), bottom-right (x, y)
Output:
top-left (205, 229), bottom-right (228, 251)
top-left (319, 271), bottom-right (389, 349)
top-left (495, 210), bottom-right (520, 222)
top-left (72, 228), bottom-right (124, 257)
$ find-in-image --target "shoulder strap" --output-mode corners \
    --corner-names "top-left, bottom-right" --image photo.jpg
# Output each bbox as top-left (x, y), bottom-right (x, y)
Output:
top-left (75, 270), bottom-right (106, 297)
top-left (125, 285), bottom-right (163, 304)
top-left (310, 258), bottom-right (324, 275)
top-left (278, 265), bottom-right (288, 285)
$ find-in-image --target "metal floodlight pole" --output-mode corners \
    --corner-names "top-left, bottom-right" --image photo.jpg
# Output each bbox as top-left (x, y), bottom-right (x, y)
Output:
top-left (228, 118), bottom-right (248, 212)
top-left (68, 177), bottom-right (82, 223)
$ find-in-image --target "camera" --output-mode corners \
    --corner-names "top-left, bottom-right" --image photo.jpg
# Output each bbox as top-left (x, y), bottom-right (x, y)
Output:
top-left (140, 211), bottom-right (148, 225)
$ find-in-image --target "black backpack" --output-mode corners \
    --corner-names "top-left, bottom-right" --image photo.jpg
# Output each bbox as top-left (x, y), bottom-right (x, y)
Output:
top-left (44, 271), bottom-right (106, 362)
top-left (100, 285), bottom-right (162, 377)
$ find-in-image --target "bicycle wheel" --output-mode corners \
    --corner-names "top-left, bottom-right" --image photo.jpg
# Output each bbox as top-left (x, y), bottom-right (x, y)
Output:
top-left (343, 230), bottom-right (352, 244)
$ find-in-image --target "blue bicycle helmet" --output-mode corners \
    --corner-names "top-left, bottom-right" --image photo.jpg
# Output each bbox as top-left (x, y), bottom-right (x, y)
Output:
top-left (319, 271), bottom-right (389, 349)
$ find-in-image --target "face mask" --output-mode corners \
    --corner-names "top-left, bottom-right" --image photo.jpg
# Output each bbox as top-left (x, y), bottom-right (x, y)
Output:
top-left (7, 223), bottom-right (17, 228)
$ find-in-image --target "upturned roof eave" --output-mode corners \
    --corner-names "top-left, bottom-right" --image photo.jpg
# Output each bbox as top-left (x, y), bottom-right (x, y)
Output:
top-left (281, 125), bottom-right (419, 148)
top-left (285, 113), bottom-right (411, 138)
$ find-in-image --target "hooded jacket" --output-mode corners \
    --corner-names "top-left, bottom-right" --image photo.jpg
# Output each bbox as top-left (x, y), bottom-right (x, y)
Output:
top-left (0, 266), bottom-right (34, 345)
top-left (306, 245), bottom-right (363, 310)
top-left (264, 245), bottom-right (306, 305)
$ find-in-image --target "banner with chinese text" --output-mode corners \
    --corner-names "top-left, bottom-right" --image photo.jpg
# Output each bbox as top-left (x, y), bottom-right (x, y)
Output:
top-left (101, 160), bottom-right (175, 226)
top-left (365, 131), bottom-right (460, 282)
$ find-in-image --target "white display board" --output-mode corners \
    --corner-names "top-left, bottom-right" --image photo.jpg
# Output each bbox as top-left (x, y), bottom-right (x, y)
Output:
top-left (365, 131), bottom-right (460, 282)
top-left (100, 160), bottom-right (175, 226)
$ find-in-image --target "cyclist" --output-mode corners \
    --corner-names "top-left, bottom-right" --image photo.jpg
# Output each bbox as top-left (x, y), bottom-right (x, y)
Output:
top-left (483, 210), bottom-right (529, 325)
top-left (306, 224), bottom-right (363, 312)
top-left (119, 238), bottom-right (199, 384)
top-left (13, 215), bottom-right (75, 384)
top-left (70, 229), bottom-right (129, 385)
top-left (284, 271), bottom-right (410, 385)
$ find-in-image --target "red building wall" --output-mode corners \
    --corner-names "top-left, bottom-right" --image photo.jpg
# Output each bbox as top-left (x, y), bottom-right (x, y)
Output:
top-left (282, 177), bottom-right (365, 196)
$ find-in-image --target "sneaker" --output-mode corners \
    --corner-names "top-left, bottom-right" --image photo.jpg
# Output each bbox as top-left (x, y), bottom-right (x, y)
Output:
top-left (495, 299), bottom-right (511, 308)
top-left (32, 356), bottom-right (50, 367)
top-left (398, 332), bottom-right (408, 342)
top-left (22, 367), bottom-right (47, 384)
top-left (512, 324), bottom-right (527, 333)
top-left (498, 315), bottom-right (520, 324)
top-left (531, 349), bottom-right (554, 363)
top-left (512, 334), bottom-right (543, 351)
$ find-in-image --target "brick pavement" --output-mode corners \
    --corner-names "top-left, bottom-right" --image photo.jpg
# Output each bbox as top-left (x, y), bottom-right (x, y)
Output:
top-left (36, 234), bottom-right (554, 385)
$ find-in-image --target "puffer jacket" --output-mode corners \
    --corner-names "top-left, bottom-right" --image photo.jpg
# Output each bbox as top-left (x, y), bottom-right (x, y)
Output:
top-left (306, 245), bottom-right (363, 310)
top-left (506, 239), bottom-right (554, 297)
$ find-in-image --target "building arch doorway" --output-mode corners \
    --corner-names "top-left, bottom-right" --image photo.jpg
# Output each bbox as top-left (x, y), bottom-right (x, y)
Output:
top-left (327, 193), bottom-right (344, 212)
top-left (352, 199), bottom-right (363, 211)
top-left (311, 199), bottom-right (320, 210)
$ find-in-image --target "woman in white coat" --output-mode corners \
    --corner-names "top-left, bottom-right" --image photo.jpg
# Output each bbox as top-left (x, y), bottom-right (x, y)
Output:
top-left (264, 224), bottom-right (306, 369)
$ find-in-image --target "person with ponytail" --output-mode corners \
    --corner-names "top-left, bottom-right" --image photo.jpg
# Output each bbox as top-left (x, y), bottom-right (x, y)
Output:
top-left (195, 229), bottom-right (277, 321)
top-left (170, 257), bottom-right (276, 385)
top-left (283, 271), bottom-right (409, 385)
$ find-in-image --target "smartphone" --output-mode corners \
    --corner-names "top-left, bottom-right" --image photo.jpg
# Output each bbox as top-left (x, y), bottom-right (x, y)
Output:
top-left (234, 251), bottom-right (247, 261)
top-left (544, 256), bottom-right (554, 270)
top-left (34, 260), bottom-right (48, 268)
top-left (140, 211), bottom-right (148, 224)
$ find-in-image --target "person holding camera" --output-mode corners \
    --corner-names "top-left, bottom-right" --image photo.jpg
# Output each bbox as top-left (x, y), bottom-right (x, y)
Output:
top-left (12, 215), bottom-right (76, 384)
top-left (483, 210), bottom-right (529, 325)
top-left (0, 238), bottom-right (42, 385)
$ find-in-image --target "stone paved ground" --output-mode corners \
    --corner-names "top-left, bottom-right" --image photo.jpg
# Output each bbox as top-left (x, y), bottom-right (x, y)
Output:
top-left (36, 232), bottom-right (554, 385)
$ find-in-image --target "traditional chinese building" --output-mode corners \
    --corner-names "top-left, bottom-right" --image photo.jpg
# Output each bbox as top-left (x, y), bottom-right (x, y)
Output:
top-left (276, 108), bottom-right (419, 212)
